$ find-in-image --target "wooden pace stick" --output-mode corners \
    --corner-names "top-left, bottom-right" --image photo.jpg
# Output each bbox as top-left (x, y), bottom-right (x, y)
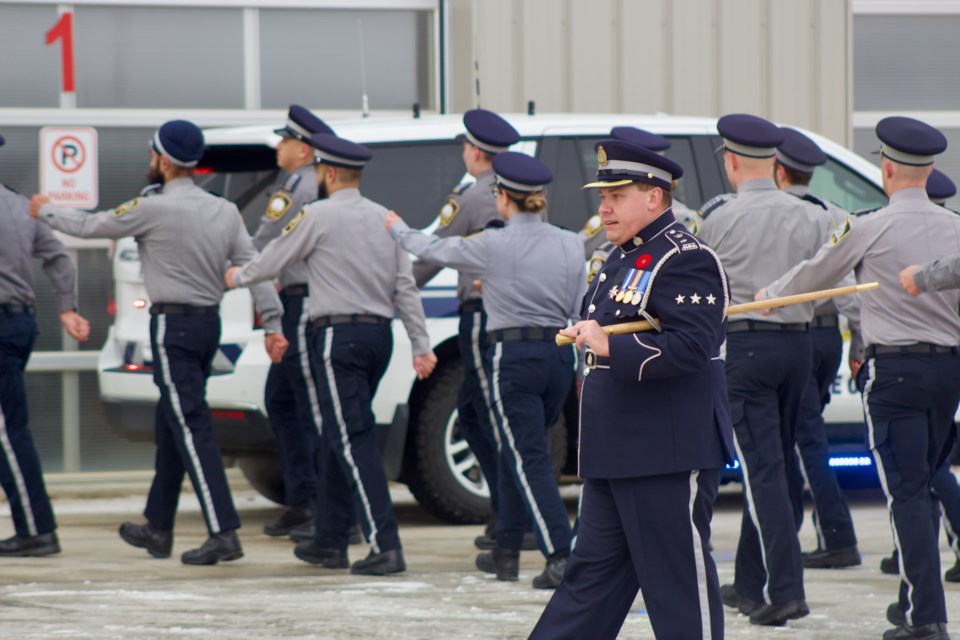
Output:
top-left (555, 281), bottom-right (880, 346)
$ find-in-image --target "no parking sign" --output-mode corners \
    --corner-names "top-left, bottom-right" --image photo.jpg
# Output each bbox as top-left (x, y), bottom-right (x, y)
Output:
top-left (40, 127), bottom-right (98, 209)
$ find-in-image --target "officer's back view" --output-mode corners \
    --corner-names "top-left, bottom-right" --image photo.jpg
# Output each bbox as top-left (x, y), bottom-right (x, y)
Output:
top-left (30, 120), bottom-right (286, 565)
top-left (0, 133), bottom-right (90, 558)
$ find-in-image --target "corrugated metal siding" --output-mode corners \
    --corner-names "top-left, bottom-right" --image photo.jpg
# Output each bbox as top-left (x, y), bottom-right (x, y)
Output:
top-left (449, 0), bottom-right (851, 145)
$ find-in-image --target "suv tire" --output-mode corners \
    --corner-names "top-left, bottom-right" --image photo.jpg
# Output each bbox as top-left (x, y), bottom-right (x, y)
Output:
top-left (238, 454), bottom-right (286, 505)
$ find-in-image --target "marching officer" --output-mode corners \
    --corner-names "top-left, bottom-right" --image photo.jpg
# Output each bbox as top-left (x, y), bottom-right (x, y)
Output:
top-left (0, 133), bottom-right (90, 557)
top-left (227, 133), bottom-right (436, 576)
top-left (412, 109), bottom-right (520, 546)
top-left (926, 169), bottom-right (957, 208)
top-left (30, 120), bottom-right (287, 565)
top-left (256, 105), bottom-right (333, 538)
top-left (532, 139), bottom-right (732, 639)
top-left (775, 127), bottom-right (862, 569)
top-left (695, 114), bottom-right (830, 626)
top-left (386, 152), bottom-right (584, 589)
top-left (760, 116), bottom-right (960, 640)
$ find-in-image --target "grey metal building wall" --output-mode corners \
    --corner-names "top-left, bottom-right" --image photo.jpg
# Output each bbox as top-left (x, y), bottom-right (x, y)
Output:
top-left (447, 0), bottom-right (852, 146)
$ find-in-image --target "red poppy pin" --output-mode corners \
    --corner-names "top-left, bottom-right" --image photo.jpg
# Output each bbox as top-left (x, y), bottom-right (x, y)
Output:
top-left (635, 254), bottom-right (652, 269)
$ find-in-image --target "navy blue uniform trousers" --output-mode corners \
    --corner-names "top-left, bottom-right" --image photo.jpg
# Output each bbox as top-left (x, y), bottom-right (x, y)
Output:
top-left (457, 302), bottom-right (500, 512)
top-left (861, 352), bottom-right (960, 627)
top-left (530, 470), bottom-right (724, 640)
top-left (727, 330), bottom-right (811, 605)
top-left (146, 312), bottom-right (240, 535)
top-left (788, 323), bottom-right (857, 550)
top-left (931, 457), bottom-right (960, 561)
top-left (486, 338), bottom-right (572, 556)
top-left (264, 291), bottom-right (320, 508)
top-left (0, 312), bottom-right (56, 537)
top-left (311, 321), bottom-right (400, 553)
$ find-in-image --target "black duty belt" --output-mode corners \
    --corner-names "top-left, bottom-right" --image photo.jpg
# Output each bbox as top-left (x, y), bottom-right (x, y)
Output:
top-left (0, 303), bottom-right (35, 316)
top-left (812, 314), bottom-right (839, 328)
top-left (865, 343), bottom-right (960, 358)
top-left (727, 320), bottom-right (809, 333)
top-left (312, 314), bottom-right (390, 329)
top-left (459, 299), bottom-right (484, 314)
top-left (282, 284), bottom-right (309, 297)
top-left (149, 303), bottom-right (218, 316)
top-left (488, 327), bottom-right (563, 343)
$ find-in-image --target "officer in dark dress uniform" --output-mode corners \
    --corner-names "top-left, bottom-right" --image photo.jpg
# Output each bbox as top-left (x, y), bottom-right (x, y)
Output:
top-left (761, 116), bottom-right (960, 640)
top-left (388, 152), bottom-right (585, 589)
top-left (0, 133), bottom-right (91, 557)
top-left (255, 105), bottom-right (333, 538)
top-left (32, 120), bottom-right (287, 565)
top-left (774, 128), bottom-right (862, 570)
top-left (531, 139), bottom-right (733, 639)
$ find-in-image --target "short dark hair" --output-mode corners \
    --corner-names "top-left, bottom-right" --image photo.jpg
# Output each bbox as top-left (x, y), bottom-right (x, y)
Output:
top-left (635, 182), bottom-right (673, 208)
top-left (775, 160), bottom-right (813, 186)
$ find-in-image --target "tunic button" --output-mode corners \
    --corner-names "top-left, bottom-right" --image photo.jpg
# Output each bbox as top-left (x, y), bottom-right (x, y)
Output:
top-left (588, 304), bottom-right (596, 313)
top-left (599, 273), bottom-right (607, 282)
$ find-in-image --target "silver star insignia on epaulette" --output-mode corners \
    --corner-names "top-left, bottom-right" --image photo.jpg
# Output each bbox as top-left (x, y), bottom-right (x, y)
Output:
top-left (706, 294), bottom-right (717, 305)
top-left (675, 294), bottom-right (685, 304)
top-left (690, 293), bottom-right (702, 304)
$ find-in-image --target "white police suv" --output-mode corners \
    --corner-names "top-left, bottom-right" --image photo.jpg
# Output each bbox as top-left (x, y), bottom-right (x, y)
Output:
top-left (99, 113), bottom-right (890, 523)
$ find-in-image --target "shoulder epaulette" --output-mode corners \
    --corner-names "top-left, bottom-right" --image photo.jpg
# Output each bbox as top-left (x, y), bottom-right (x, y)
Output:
top-left (797, 193), bottom-right (827, 211)
top-left (853, 207), bottom-right (880, 217)
top-left (1, 183), bottom-right (20, 196)
top-left (282, 173), bottom-right (302, 192)
top-left (697, 194), bottom-right (733, 219)
top-left (452, 181), bottom-right (472, 195)
top-left (664, 226), bottom-right (703, 253)
top-left (139, 183), bottom-right (163, 198)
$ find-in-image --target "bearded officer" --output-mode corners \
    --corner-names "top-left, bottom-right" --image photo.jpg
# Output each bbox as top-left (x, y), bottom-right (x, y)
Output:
top-left (760, 116), bottom-right (960, 640)
top-left (532, 139), bottom-right (732, 639)
top-left (413, 109), bottom-right (520, 545)
top-left (0, 133), bottom-right (90, 557)
top-left (255, 105), bottom-right (333, 538)
top-left (226, 133), bottom-right (436, 576)
top-left (774, 127), bottom-right (862, 570)
top-left (30, 120), bottom-right (287, 565)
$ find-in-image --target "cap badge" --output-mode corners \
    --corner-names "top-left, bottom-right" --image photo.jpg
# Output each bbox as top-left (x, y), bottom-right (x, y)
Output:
top-left (597, 145), bottom-right (608, 166)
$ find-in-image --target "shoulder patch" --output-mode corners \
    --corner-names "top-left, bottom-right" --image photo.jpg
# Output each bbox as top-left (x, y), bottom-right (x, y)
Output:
top-left (439, 198), bottom-right (460, 227)
top-left (139, 183), bottom-right (163, 198)
top-left (266, 192), bottom-right (293, 220)
top-left (799, 193), bottom-right (828, 210)
top-left (452, 181), bottom-right (472, 195)
top-left (113, 198), bottom-right (140, 218)
top-left (586, 254), bottom-right (607, 285)
top-left (853, 207), bottom-right (880, 217)
top-left (282, 209), bottom-right (305, 234)
top-left (580, 214), bottom-right (603, 238)
top-left (282, 173), bottom-right (302, 192)
top-left (830, 218), bottom-right (852, 245)
top-left (697, 194), bottom-right (733, 220)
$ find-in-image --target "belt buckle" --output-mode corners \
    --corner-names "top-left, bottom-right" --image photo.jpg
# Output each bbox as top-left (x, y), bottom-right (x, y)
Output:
top-left (584, 349), bottom-right (598, 369)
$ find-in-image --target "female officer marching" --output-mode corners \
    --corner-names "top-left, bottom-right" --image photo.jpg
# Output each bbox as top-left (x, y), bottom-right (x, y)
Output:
top-left (386, 152), bottom-right (585, 588)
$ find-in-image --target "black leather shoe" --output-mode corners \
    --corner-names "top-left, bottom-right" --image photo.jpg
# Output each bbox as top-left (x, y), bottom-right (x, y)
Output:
top-left (802, 545), bottom-right (861, 569)
top-left (293, 541), bottom-right (348, 568)
top-left (532, 551), bottom-right (568, 589)
top-left (476, 547), bottom-right (520, 581)
top-left (263, 506), bottom-right (312, 537)
top-left (887, 602), bottom-right (906, 627)
top-left (882, 623), bottom-right (951, 640)
top-left (749, 599), bottom-right (809, 626)
top-left (351, 548), bottom-right (406, 575)
top-left (181, 530), bottom-right (243, 565)
top-left (119, 522), bottom-right (171, 559)
top-left (720, 584), bottom-right (762, 615)
top-left (474, 532), bottom-right (538, 551)
top-left (944, 558), bottom-right (960, 583)
top-left (881, 549), bottom-right (900, 575)
top-left (0, 532), bottom-right (61, 557)
top-left (289, 522), bottom-right (364, 545)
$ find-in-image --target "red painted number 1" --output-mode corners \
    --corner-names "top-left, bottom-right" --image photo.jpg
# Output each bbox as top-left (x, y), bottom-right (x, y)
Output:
top-left (46, 12), bottom-right (75, 93)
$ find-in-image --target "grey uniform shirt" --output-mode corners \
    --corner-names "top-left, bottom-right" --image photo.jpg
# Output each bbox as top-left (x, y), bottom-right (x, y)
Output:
top-left (233, 188), bottom-right (430, 356)
top-left (695, 178), bottom-right (831, 323)
top-left (915, 253), bottom-right (960, 292)
top-left (0, 185), bottom-right (77, 313)
top-left (251, 164), bottom-right (317, 289)
top-left (765, 187), bottom-right (960, 347)
top-left (413, 170), bottom-right (499, 303)
top-left (391, 212), bottom-right (586, 331)
top-left (38, 177), bottom-right (282, 333)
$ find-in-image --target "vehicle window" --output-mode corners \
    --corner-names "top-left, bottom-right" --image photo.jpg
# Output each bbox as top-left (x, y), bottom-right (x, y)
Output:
top-left (363, 140), bottom-right (467, 229)
top-left (539, 137), bottom-right (592, 231)
top-left (810, 157), bottom-right (887, 213)
top-left (196, 169), bottom-right (280, 233)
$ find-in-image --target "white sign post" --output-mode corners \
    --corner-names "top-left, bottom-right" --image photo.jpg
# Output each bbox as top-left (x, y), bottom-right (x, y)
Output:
top-left (40, 127), bottom-right (98, 209)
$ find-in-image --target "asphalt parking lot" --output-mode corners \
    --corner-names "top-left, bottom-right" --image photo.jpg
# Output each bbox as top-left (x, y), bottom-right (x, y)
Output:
top-left (0, 472), bottom-right (957, 639)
